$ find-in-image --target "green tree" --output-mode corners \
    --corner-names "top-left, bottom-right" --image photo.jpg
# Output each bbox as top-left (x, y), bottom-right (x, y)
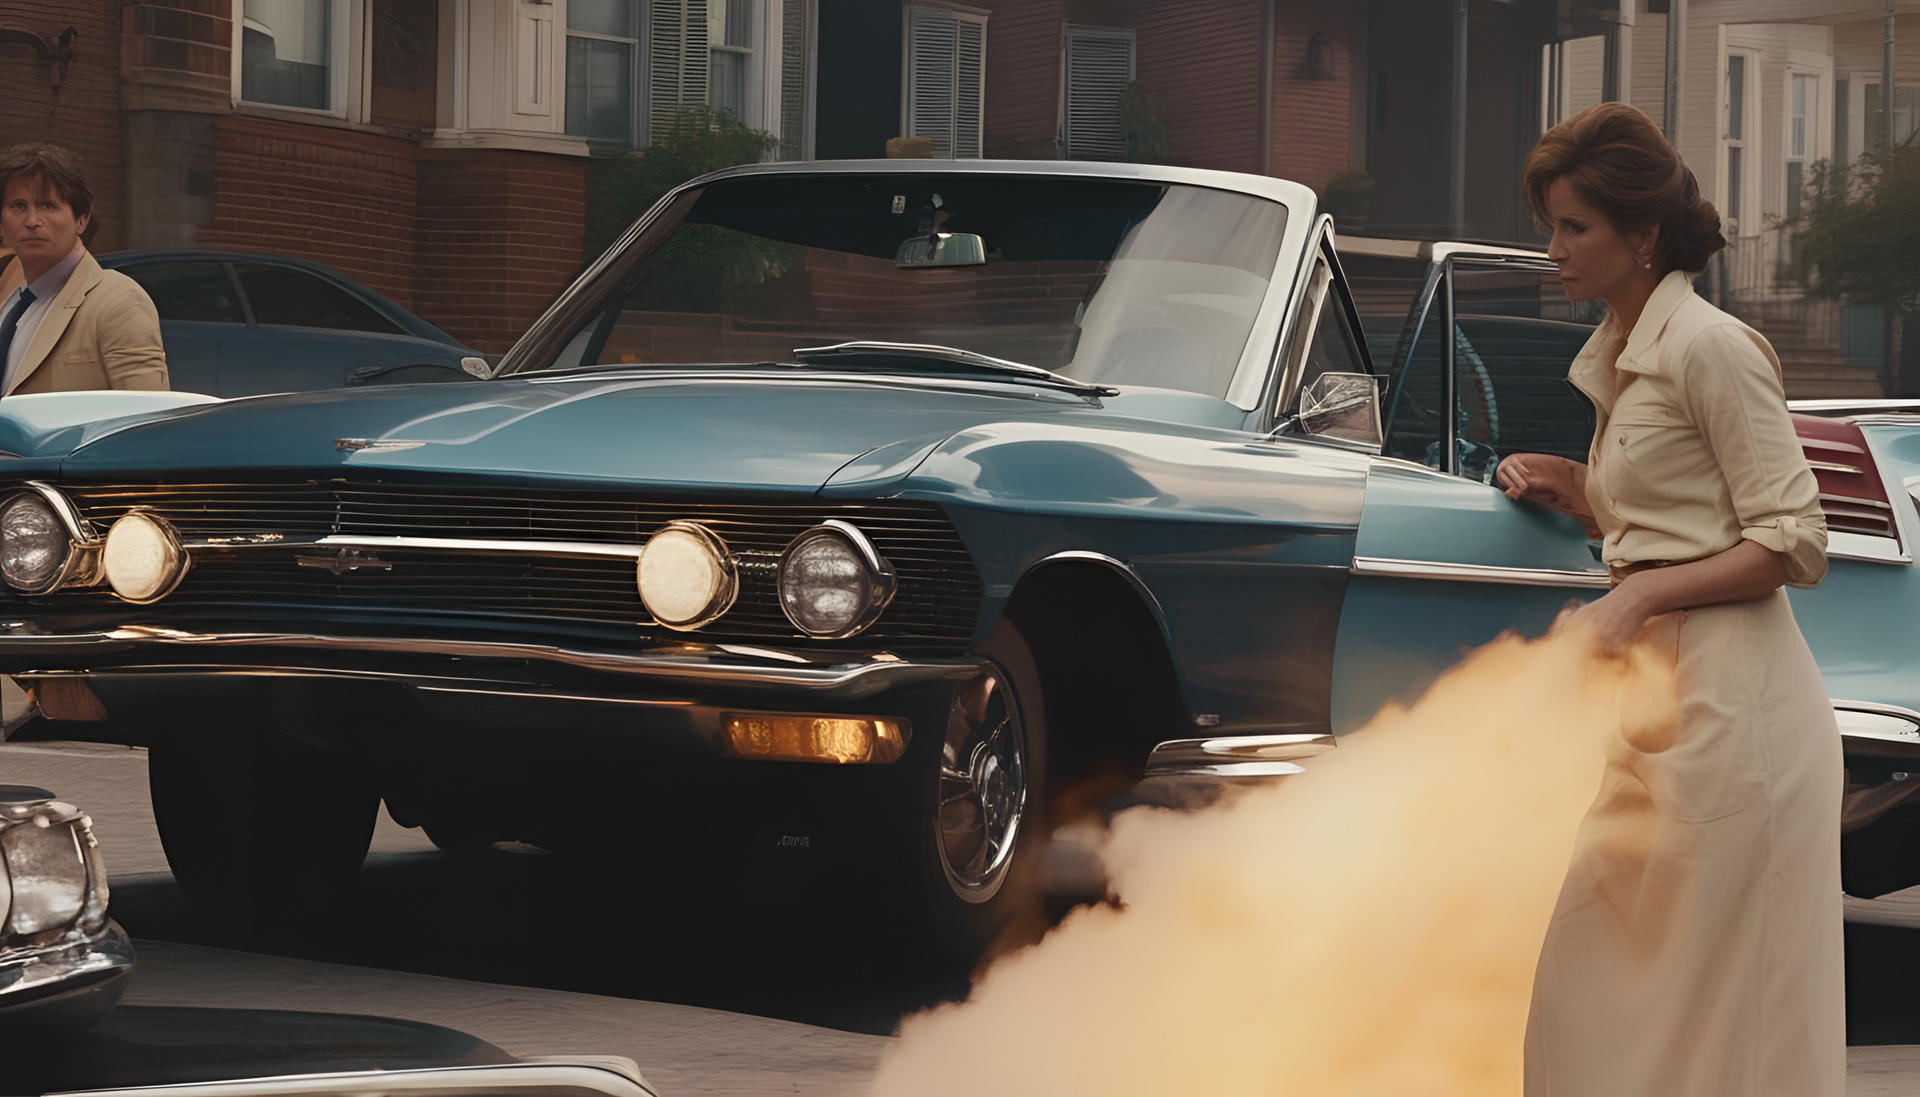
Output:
top-left (1787, 144), bottom-right (1920, 392)
top-left (583, 106), bottom-right (794, 316)
top-left (1119, 82), bottom-right (1170, 164)
top-left (583, 106), bottom-right (780, 260)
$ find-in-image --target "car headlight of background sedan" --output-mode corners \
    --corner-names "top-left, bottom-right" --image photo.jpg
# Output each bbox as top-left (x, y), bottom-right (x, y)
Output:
top-left (778, 520), bottom-right (897, 638)
top-left (636, 521), bottom-right (738, 630)
top-left (0, 494), bottom-right (71, 594)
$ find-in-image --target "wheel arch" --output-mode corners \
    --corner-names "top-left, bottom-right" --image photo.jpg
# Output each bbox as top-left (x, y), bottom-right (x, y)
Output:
top-left (996, 552), bottom-right (1193, 809)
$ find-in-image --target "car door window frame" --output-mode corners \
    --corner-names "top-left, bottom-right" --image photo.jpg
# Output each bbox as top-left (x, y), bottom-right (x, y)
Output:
top-left (1266, 223), bottom-right (1376, 431)
top-left (219, 261), bottom-right (257, 327)
top-left (1384, 247), bottom-right (1570, 478)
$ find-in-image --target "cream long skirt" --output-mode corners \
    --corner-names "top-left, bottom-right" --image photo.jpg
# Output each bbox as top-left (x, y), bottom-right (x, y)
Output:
top-left (1524, 589), bottom-right (1845, 1097)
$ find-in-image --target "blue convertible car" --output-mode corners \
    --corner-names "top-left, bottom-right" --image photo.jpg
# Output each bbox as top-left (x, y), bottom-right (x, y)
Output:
top-left (0, 160), bottom-right (1913, 950)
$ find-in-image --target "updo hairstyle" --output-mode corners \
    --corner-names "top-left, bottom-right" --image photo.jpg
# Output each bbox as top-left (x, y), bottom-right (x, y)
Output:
top-left (1522, 102), bottom-right (1725, 274)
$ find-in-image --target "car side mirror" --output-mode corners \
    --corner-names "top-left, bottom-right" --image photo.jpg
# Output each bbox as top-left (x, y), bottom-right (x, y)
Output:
top-left (1296, 372), bottom-right (1382, 445)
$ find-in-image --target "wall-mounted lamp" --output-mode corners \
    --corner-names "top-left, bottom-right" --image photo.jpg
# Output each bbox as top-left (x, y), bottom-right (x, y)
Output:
top-left (0, 25), bottom-right (76, 90)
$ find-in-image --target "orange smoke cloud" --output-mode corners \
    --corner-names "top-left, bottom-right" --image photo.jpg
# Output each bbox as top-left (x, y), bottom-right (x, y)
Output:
top-left (873, 626), bottom-right (1680, 1097)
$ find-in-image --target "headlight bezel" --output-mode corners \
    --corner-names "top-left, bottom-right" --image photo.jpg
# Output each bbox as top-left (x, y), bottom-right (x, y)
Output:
top-left (101, 507), bottom-right (191, 604)
top-left (635, 520), bottom-right (739, 631)
top-left (0, 484), bottom-right (96, 596)
top-left (777, 520), bottom-right (898, 639)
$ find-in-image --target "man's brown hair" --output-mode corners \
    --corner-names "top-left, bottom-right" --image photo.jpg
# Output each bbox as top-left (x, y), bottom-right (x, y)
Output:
top-left (0, 143), bottom-right (92, 222)
top-left (1522, 102), bottom-right (1725, 274)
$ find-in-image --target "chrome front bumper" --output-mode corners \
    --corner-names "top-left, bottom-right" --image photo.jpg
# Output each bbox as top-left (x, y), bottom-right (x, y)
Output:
top-left (0, 920), bottom-right (135, 1025)
top-left (0, 626), bottom-right (983, 701)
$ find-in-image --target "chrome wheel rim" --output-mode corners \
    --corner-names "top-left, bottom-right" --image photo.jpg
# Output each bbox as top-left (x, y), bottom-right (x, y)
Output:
top-left (936, 667), bottom-right (1027, 903)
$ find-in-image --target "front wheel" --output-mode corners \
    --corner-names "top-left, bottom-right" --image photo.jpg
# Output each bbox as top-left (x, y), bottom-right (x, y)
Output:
top-left (148, 727), bottom-right (379, 935)
top-left (917, 618), bottom-right (1048, 958)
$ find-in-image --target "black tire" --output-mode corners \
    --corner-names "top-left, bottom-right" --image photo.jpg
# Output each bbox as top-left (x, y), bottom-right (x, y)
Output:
top-left (915, 617), bottom-right (1050, 960)
top-left (148, 727), bottom-right (379, 934)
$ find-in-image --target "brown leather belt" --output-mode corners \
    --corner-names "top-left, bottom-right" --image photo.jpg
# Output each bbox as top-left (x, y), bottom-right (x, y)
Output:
top-left (1608, 559), bottom-right (1673, 587)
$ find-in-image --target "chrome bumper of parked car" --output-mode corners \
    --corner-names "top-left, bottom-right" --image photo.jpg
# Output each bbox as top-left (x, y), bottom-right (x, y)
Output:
top-left (0, 920), bottom-right (135, 1018)
top-left (0, 626), bottom-right (983, 700)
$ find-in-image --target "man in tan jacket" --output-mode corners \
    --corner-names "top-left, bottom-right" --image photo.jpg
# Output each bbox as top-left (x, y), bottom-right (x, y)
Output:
top-left (0, 144), bottom-right (168, 394)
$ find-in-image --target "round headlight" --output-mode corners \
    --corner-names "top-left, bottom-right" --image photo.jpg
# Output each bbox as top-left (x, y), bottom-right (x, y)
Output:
top-left (103, 509), bottom-right (189, 603)
top-left (636, 521), bottom-right (737, 630)
top-left (0, 494), bottom-right (70, 592)
top-left (778, 521), bottom-right (897, 638)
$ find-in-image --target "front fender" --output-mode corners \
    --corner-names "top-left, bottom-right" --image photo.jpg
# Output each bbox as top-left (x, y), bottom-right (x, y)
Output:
top-left (898, 422), bottom-right (1370, 735)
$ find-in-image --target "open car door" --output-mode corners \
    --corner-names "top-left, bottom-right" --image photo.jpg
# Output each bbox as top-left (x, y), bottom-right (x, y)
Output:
top-left (1331, 244), bottom-right (1609, 731)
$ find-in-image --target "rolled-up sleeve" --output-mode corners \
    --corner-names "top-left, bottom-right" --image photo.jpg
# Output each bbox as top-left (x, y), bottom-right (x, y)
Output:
top-left (1681, 323), bottom-right (1828, 588)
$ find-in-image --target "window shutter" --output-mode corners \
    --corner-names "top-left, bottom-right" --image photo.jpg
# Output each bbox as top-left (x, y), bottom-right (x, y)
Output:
top-left (1064, 25), bottom-right (1134, 161)
top-left (955, 15), bottom-right (984, 158)
top-left (904, 5), bottom-right (986, 159)
top-left (649, 0), bottom-right (709, 139)
top-left (906, 6), bottom-right (958, 157)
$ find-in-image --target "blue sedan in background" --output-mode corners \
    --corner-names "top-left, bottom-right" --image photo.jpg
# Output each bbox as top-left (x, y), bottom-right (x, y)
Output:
top-left (98, 251), bottom-right (484, 397)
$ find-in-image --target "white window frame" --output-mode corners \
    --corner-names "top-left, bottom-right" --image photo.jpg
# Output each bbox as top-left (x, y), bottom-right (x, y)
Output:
top-left (1060, 23), bottom-right (1135, 161)
top-left (1719, 45), bottom-right (1758, 238)
top-left (707, 0), bottom-right (772, 129)
top-left (1783, 67), bottom-right (1820, 222)
top-left (232, 0), bottom-right (360, 120)
top-left (565, 0), bottom-right (644, 145)
top-left (900, 2), bottom-right (988, 159)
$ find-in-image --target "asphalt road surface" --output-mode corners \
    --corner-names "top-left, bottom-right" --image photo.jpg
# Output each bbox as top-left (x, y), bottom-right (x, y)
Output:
top-left (9, 739), bottom-right (1920, 1094)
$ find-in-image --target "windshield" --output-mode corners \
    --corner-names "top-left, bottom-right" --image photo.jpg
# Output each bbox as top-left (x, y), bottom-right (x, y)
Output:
top-left (522, 173), bottom-right (1289, 399)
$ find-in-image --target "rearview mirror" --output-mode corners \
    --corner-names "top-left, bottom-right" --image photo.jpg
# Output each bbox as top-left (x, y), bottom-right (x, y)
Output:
top-left (1297, 372), bottom-right (1382, 445)
top-left (896, 232), bottom-right (987, 268)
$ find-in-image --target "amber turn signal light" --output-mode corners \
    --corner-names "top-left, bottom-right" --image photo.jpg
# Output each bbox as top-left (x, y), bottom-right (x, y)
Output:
top-left (723, 714), bottom-right (908, 764)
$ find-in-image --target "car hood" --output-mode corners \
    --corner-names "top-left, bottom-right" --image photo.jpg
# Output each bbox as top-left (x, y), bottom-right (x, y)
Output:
top-left (57, 372), bottom-right (1126, 493)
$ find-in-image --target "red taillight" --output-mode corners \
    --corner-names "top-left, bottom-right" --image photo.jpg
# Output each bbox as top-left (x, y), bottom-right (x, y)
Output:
top-left (1792, 413), bottom-right (1896, 538)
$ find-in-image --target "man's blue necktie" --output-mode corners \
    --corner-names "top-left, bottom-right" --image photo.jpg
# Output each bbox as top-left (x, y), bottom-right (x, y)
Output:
top-left (0, 287), bottom-right (37, 389)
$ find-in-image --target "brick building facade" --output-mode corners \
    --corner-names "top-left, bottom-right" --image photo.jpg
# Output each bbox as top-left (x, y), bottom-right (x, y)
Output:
top-left (0, 0), bottom-right (588, 353)
top-left (0, 0), bottom-right (1367, 356)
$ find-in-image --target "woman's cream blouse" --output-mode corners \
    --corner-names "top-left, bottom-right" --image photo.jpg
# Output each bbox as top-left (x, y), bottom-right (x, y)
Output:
top-left (1567, 270), bottom-right (1828, 588)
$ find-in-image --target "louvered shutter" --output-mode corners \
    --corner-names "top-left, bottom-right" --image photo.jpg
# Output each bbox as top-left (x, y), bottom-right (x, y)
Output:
top-left (1064, 25), bottom-right (1134, 161)
top-left (649, 0), bottom-right (709, 140)
top-left (904, 5), bottom-right (986, 159)
top-left (906, 6), bottom-right (958, 157)
top-left (954, 15), bottom-right (984, 158)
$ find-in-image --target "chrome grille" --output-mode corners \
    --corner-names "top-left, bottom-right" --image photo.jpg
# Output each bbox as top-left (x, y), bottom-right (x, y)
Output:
top-left (56, 483), bottom-right (984, 650)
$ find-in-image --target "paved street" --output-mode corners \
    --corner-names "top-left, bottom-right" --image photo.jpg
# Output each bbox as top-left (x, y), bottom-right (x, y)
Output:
top-left (9, 737), bottom-right (1920, 1094)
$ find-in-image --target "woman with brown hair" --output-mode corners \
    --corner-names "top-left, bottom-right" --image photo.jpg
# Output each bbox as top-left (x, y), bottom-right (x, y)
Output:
top-left (1498, 102), bottom-right (1842, 1095)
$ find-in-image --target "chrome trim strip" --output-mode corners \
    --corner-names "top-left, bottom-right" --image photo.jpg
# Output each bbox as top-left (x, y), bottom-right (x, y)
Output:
top-left (1822, 492), bottom-right (1891, 510)
top-left (0, 628), bottom-right (982, 699)
top-left (1429, 241), bottom-right (1557, 265)
top-left (1808, 460), bottom-right (1865, 474)
top-left (182, 534), bottom-right (648, 561)
top-left (1829, 529), bottom-right (1910, 565)
top-left (1146, 733), bottom-right (1334, 778)
top-left (1350, 555), bottom-right (1613, 589)
top-left (413, 686), bottom-right (699, 706)
top-left (52, 1061), bottom-right (660, 1097)
top-left (1146, 760), bottom-right (1306, 779)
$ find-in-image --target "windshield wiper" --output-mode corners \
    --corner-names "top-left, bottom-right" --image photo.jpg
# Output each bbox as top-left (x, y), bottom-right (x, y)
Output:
top-left (791, 341), bottom-right (1118, 397)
